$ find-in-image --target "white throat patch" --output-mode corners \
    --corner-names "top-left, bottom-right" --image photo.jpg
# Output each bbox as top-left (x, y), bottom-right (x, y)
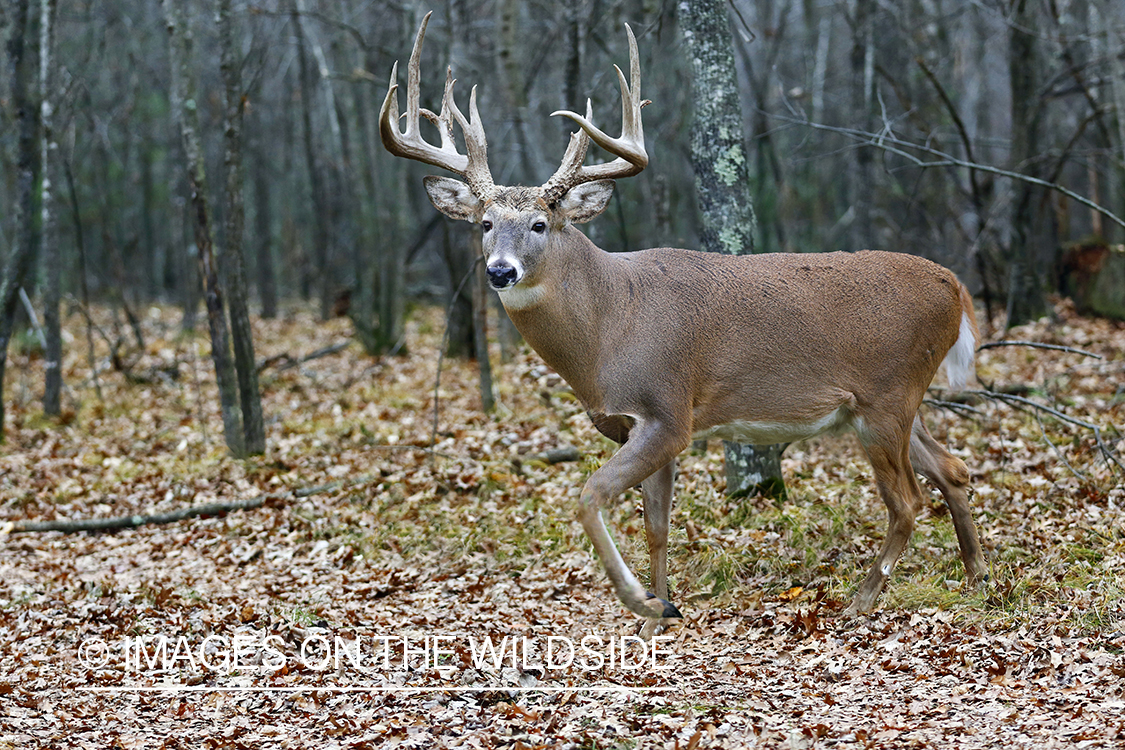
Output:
top-left (497, 283), bottom-right (545, 310)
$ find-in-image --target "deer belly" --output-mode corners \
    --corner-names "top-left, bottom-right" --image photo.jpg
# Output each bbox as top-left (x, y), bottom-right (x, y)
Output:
top-left (691, 407), bottom-right (852, 444)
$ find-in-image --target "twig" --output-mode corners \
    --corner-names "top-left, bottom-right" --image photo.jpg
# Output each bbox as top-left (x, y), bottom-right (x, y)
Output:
top-left (431, 257), bottom-right (484, 463)
top-left (977, 340), bottom-right (1103, 359)
top-left (6, 495), bottom-right (272, 534)
top-left (293, 474), bottom-right (376, 498)
top-left (922, 398), bottom-right (985, 419)
top-left (17, 287), bottom-right (47, 349)
top-left (770, 111), bottom-right (1125, 231)
top-left (969, 389), bottom-right (1123, 475)
top-left (1034, 410), bottom-right (1086, 481)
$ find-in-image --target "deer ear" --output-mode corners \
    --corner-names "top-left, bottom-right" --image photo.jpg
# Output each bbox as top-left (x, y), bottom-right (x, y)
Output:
top-left (558, 180), bottom-right (615, 224)
top-left (424, 176), bottom-right (482, 222)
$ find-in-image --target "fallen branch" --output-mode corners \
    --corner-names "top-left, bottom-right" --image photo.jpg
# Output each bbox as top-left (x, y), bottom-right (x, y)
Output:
top-left (977, 340), bottom-right (1103, 359)
top-left (293, 474), bottom-right (376, 498)
top-left (513, 445), bottom-right (582, 471)
top-left (1035, 410), bottom-right (1086, 481)
top-left (5, 495), bottom-right (273, 534)
top-left (257, 341), bottom-right (351, 373)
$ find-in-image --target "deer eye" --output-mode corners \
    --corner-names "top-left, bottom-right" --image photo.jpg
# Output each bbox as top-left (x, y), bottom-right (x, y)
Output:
top-left (531, 221), bottom-right (547, 233)
top-left (481, 220), bottom-right (493, 231)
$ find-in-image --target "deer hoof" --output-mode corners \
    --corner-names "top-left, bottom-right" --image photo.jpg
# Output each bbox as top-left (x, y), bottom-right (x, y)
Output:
top-left (644, 592), bottom-right (682, 620)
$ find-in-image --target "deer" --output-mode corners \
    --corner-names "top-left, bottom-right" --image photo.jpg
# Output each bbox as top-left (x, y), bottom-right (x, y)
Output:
top-left (380, 13), bottom-right (989, 635)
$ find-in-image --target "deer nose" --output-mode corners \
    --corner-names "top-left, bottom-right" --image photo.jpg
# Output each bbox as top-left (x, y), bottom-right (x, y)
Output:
top-left (487, 262), bottom-right (519, 290)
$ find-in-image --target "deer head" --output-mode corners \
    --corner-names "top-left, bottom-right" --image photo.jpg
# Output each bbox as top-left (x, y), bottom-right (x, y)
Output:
top-left (379, 12), bottom-right (649, 297)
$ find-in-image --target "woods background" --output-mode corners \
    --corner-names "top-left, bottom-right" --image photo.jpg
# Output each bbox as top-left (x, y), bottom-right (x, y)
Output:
top-left (4, 0), bottom-right (1125, 368)
top-left (4, 3), bottom-right (1125, 745)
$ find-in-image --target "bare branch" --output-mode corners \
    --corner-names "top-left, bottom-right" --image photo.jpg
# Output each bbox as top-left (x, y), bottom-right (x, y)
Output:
top-left (7, 495), bottom-right (272, 534)
top-left (977, 340), bottom-right (1104, 359)
top-left (968, 389), bottom-right (1124, 475)
top-left (771, 112), bottom-right (1125, 231)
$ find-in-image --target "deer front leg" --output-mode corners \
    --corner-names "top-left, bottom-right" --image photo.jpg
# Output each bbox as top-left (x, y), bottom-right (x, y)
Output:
top-left (579, 420), bottom-right (687, 626)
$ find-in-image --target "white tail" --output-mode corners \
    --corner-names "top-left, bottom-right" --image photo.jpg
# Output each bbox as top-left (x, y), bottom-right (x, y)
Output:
top-left (381, 16), bottom-right (989, 632)
top-left (944, 303), bottom-right (979, 392)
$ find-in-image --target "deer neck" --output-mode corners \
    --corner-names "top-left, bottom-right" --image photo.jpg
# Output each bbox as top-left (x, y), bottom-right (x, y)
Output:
top-left (501, 226), bottom-right (616, 410)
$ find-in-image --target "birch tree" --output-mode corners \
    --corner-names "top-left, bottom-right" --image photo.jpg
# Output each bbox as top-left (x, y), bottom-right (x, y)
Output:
top-left (41, 0), bottom-right (61, 416)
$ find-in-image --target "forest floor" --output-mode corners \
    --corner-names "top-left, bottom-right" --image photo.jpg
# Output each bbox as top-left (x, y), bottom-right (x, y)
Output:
top-left (1, 300), bottom-right (1124, 749)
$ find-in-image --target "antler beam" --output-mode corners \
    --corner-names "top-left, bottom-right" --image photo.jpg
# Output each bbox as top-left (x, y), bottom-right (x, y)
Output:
top-left (542, 24), bottom-right (650, 203)
top-left (378, 12), bottom-right (495, 198)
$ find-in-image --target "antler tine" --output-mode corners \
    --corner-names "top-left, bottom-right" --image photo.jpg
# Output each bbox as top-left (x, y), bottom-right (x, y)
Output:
top-left (379, 11), bottom-right (494, 196)
top-left (548, 99), bottom-right (593, 189)
top-left (542, 23), bottom-right (649, 202)
top-left (447, 83), bottom-right (495, 198)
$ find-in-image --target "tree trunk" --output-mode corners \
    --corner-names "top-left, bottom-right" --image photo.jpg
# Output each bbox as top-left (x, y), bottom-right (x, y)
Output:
top-left (252, 138), bottom-right (277, 318)
top-left (291, 0), bottom-right (333, 320)
top-left (679, 0), bottom-right (786, 500)
top-left (41, 0), bottom-right (61, 417)
top-left (470, 229), bottom-right (494, 413)
top-left (442, 223), bottom-right (476, 359)
top-left (848, 0), bottom-right (876, 252)
top-left (0, 0), bottom-right (37, 440)
top-left (1098, 0), bottom-right (1125, 245)
top-left (347, 31), bottom-right (376, 351)
top-left (163, 0), bottom-right (245, 458)
top-left (1006, 0), bottom-right (1049, 327)
top-left (64, 155), bottom-right (101, 402)
top-left (219, 0), bottom-right (265, 455)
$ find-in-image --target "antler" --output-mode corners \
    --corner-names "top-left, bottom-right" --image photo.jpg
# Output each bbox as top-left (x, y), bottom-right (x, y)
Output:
top-left (379, 12), bottom-right (495, 199)
top-left (542, 23), bottom-right (650, 204)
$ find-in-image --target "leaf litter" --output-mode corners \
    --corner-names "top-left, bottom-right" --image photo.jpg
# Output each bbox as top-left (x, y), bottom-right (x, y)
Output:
top-left (0, 299), bottom-right (1123, 748)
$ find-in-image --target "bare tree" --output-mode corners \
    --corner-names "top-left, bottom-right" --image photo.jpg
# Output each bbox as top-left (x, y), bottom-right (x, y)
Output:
top-left (1006, 0), bottom-right (1050, 326)
top-left (0, 0), bottom-right (38, 440)
top-left (163, 0), bottom-right (245, 457)
top-left (290, 0), bottom-right (334, 320)
top-left (41, 0), bottom-right (61, 416)
top-left (219, 0), bottom-right (265, 455)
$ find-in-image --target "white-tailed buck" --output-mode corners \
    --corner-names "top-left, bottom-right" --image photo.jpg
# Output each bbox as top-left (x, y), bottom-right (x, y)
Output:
top-left (381, 14), bottom-right (988, 632)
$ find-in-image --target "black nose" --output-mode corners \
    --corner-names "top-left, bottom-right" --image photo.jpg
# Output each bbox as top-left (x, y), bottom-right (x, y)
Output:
top-left (487, 263), bottom-right (519, 289)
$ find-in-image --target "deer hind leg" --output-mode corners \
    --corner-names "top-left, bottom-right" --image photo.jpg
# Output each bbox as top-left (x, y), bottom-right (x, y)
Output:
top-left (641, 460), bottom-right (676, 601)
top-left (909, 415), bottom-right (988, 585)
top-left (579, 420), bottom-right (687, 626)
top-left (848, 429), bottom-right (922, 614)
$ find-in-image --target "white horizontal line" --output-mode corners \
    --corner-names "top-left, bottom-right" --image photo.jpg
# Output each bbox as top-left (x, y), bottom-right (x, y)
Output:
top-left (79, 685), bottom-right (673, 694)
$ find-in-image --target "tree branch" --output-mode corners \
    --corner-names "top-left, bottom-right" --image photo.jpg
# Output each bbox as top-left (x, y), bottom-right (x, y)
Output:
top-left (967, 389), bottom-right (1123, 475)
top-left (6, 495), bottom-right (273, 534)
top-left (977, 340), bottom-right (1104, 359)
top-left (771, 112), bottom-right (1125, 231)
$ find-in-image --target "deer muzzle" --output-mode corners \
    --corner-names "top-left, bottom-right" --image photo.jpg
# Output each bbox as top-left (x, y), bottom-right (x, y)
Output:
top-left (486, 261), bottom-right (520, 290)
